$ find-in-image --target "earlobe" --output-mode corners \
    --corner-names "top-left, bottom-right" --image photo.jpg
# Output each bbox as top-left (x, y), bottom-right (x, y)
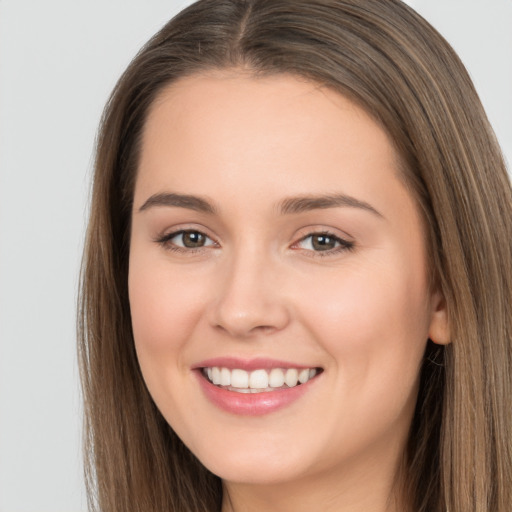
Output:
top-left (428, 291), bottom-right (451, 345)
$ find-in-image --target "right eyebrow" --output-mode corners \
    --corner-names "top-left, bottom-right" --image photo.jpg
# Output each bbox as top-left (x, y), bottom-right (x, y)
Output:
top-left (137, 192), bottom-right (217, 214)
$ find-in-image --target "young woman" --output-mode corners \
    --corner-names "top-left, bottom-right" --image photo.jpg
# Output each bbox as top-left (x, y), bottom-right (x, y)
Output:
top-left (78, 1), bottom-right (512, 511)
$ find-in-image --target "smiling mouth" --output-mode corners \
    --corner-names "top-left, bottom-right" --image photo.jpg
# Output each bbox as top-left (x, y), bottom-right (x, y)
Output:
top-left (201, 366), bottom-right (322, 393)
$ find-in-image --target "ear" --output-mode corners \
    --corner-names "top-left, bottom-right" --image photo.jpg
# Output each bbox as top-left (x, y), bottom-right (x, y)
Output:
top-left (428, 290), bottom-right (451, 345)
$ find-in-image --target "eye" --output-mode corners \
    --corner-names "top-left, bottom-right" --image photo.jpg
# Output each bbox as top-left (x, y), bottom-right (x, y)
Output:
top-left (157, 229), bottom-right (216, 250)
top-left (296, 232), bottom-right (354, 253)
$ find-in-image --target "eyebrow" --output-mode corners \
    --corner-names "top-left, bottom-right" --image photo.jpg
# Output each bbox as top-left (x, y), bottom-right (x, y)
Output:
top-left (278, 193), bottom-right (383, 218)
top-left (138, 191), bottom-right (383, 218)
top-left (138, 192), bottom-right (217, 214)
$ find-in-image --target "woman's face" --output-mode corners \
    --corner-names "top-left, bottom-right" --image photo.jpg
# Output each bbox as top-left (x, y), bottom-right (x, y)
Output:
top-left (129, 72), bottom-right (448, 489)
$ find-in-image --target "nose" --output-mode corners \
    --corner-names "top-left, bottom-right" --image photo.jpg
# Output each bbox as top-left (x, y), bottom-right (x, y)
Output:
top-left (208, 248), bottom-right (291, 338)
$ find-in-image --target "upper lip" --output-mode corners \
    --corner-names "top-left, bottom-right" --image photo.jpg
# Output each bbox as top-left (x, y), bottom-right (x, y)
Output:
top-left (192, 357), bottom-right (320, 372)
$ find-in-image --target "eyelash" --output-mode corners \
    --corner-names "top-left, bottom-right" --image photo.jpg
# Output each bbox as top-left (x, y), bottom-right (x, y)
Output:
top-left (155, 229), bottom-right (355, 257)
top-left (294, 231), bottom-right (355, 257)
top-left (155, 229), bottom-right (218, 253)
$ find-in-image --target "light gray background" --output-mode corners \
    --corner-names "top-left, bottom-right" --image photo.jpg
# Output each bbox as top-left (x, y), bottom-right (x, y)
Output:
top-left (0, 1), bottom-right (510, 511)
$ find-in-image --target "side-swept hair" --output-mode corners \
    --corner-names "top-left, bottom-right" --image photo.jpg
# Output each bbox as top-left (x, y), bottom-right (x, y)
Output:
top-left (78, 1), bottom-right (512, 510)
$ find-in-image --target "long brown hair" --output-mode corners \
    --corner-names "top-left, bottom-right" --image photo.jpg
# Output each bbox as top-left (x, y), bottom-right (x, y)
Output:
top-left (78, 1), bottom-right (512, 510)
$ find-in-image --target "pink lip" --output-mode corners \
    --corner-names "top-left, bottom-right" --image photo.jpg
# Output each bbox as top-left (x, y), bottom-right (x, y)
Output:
top-left (192, 358), bottom-right (321, 416)
top-left (192, 357), bottom-right (315, 372)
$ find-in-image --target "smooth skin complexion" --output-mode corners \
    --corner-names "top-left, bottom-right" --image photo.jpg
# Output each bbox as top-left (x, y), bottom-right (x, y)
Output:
top-left (128, 72), bottom-right (450, 512)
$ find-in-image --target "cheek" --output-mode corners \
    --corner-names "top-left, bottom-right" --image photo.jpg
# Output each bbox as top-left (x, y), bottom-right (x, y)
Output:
top-left (128, 253), bottom-right (207, 368)
top-left (298, 259), bottom-right (431, 442)
top-left (298, 251), bottom-right (431, 381)
top-left (127, 249), bottom-right (218, 432)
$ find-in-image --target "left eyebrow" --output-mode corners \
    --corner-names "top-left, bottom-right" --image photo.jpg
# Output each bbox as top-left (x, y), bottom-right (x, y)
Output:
top-left (278, 193), bottom-right (384, 218)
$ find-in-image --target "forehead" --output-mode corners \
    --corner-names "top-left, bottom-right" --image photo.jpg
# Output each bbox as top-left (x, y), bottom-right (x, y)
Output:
top-left (136, 72), bottom-right (403, 206)
top-left (144, 71), bottom-right (389, 146)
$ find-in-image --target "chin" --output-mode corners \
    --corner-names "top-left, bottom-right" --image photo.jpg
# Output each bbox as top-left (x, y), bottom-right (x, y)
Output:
top-left (205, 458), bottom-right (305, 486)
top-left (191, 437), bottom-right (313, 485)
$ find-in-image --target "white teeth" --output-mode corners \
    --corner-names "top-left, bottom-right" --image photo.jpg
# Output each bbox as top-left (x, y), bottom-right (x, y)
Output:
top-left (231, 369), bottom-right (249, 388)
top-left (285, 368), bottom-right (299, 387)
top-left (234, 387), bottom-right (251, 394)
top-left (249, 369), bottom-right (269, 389)
top-left (298, 368), bottom-right (310, 384)
top-left (220, 367), bottom-right (231, 386)
top-left (269, 368), bottom-right (285, 388)
top-left (204, 366), bottom-right (320, 391)
top-left (212, 367), bottom-right (221, 385)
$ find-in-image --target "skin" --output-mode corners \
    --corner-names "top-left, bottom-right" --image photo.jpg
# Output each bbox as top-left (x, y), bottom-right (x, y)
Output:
top-left (128, 71), bottom-right (450, 512)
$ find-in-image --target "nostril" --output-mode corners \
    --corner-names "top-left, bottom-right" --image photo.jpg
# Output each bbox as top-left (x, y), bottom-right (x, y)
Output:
top-left (214, 322), bottom-right (279, 338)
top-left (211, 306), bottom-right (289, 338)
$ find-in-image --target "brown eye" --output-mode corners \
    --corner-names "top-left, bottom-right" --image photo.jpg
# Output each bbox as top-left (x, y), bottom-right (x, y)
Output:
top-left (181, 231), bottom-right (207, 248)
top-left (158, 230), bottom-right (216, 250)
top-left (311, 234), bottom-right (337, 251)
top-left (296, 232), bottom-right (354, 254)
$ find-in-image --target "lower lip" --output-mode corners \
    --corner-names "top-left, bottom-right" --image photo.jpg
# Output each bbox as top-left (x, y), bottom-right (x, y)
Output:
top-left (195, 371), bottom-right (317, 416)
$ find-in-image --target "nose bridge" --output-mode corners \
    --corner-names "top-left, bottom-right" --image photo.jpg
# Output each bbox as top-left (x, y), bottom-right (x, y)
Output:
top-left (209, 241), bottom-right (290, 338)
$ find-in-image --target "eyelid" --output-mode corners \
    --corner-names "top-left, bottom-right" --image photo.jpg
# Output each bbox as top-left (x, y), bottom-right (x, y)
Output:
top-left (291, 227), bottom-right (355, 255)
top-left (153, 224), bottom-right (354, 256)
top-left (292, 225), bottom-right (354, 243)
top-left (154, 225), bottom-right (219, 251)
